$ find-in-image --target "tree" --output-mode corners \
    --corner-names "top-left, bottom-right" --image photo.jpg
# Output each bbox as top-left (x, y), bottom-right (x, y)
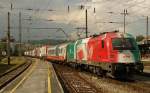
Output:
top-left (136, 35), bottom-right (144, 42)
top-left (1, 36), bottom-right (15, 56)
top-left (13, 44), bottom-right (19, 56)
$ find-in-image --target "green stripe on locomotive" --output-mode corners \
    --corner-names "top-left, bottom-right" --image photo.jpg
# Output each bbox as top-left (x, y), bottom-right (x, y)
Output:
top-left (66, 42), bottom-right (76, 62)
top-left (113, 33), bottom-right (141, 63)
top-left (130, 37), bottom-right (141, 62)
top-left (66, 40), bottom-right (82, 62)
top-left (126, 33), bottom-right (141, 62)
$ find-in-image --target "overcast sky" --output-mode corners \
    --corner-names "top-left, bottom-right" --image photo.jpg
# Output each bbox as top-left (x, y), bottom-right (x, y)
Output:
top-left (0, 0), bottom-right (150, 41)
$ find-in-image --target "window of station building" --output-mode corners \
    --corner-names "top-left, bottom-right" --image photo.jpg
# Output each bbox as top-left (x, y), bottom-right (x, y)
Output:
top-left (102, 40), bottom-right (104, 48)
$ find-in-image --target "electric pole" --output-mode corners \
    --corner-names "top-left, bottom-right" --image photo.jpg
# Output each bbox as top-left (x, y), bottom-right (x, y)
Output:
top-left (85, 9), bottom-right (88, 38)
top-left (123, 9), bottom-right (128, 33)
top-left (19, 12), bottom-right (22, 56)
top-left (27, 17), bottom-right (32, 51)
top-left (146, 16), bottom-right (149, 44)
top-left (68, 5), bottom-right (70, 13)
top-left (7, 12), bottom-right (10, 65)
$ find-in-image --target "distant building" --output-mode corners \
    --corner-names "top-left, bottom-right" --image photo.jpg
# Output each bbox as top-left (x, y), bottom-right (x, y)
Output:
top-left (137, 36), bottom-right (150, 59)
top-left (137, 36), bottom-right (150, 44)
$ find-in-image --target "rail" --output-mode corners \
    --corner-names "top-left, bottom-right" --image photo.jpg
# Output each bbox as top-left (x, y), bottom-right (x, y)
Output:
top-left (0, 59), bottom-right (32, 89)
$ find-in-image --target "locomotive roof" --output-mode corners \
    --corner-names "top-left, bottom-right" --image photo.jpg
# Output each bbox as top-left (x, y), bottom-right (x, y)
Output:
top-left (106, 32), bottom-right (133, 38)
top-left (77, 37), bottom-right (91, 43)
top-left (90, 31), bottom-right (134, 39)
top-left (46, 32), bottom-right (134, 48)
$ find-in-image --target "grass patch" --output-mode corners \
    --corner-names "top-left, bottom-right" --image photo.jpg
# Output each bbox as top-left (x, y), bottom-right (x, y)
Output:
top-left (0, 57), bottom-right (27, 75)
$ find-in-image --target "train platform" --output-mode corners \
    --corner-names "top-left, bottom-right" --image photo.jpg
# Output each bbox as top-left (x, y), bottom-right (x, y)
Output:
top-left (5, 59), bottom-right (64, 93)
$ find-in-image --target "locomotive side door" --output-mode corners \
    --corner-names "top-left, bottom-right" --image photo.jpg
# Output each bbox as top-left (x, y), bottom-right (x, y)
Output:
top-left (99, 38), bottom-right (109, 62)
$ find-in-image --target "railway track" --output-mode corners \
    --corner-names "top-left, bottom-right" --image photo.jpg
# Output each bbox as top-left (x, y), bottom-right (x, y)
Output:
top-left (79, 71), bottom-right (150, 93)
top-left (53, 63), bottom-right (150, 93)
top-left (0, 58), bottom-right (32, 89)
top-left (53, 63), bottom-right (102, 93)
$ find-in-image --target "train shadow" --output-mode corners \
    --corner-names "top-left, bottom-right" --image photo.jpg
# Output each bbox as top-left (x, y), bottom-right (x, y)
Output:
top-left (132, 72), bottom-right (150, 82)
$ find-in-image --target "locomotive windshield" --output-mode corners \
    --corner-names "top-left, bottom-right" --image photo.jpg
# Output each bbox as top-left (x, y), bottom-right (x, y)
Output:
top-left (112, 38), bottom-right (136, 50)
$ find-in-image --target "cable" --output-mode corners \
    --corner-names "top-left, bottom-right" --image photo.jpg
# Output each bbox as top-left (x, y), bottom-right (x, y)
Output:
top-left (126, 0), bottom-right (146, 9)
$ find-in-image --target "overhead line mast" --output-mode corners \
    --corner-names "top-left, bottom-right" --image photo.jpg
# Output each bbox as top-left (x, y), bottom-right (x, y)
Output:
top-left (146, 16), bottom-right (149, 44)
top-left (85, 9), bottom-right (88, 38)
top-left (123, 9), bottom-right (128, 34)
top-left (19, 12), bottom-right (22, 56)
top-left (7, 12), bottom-right (11, 65)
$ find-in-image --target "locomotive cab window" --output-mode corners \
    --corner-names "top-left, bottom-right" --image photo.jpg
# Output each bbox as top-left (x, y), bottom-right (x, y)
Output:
top-left (112, 38), bottom-right (136, 50)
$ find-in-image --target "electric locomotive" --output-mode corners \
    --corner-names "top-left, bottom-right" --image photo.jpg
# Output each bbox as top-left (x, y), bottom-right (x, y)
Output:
top-left (67, 31), bottom-right (143, 78)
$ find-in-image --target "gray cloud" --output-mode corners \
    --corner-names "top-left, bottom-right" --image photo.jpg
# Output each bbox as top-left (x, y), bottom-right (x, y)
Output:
top-left (0, 0), bottom-right (150, 42)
